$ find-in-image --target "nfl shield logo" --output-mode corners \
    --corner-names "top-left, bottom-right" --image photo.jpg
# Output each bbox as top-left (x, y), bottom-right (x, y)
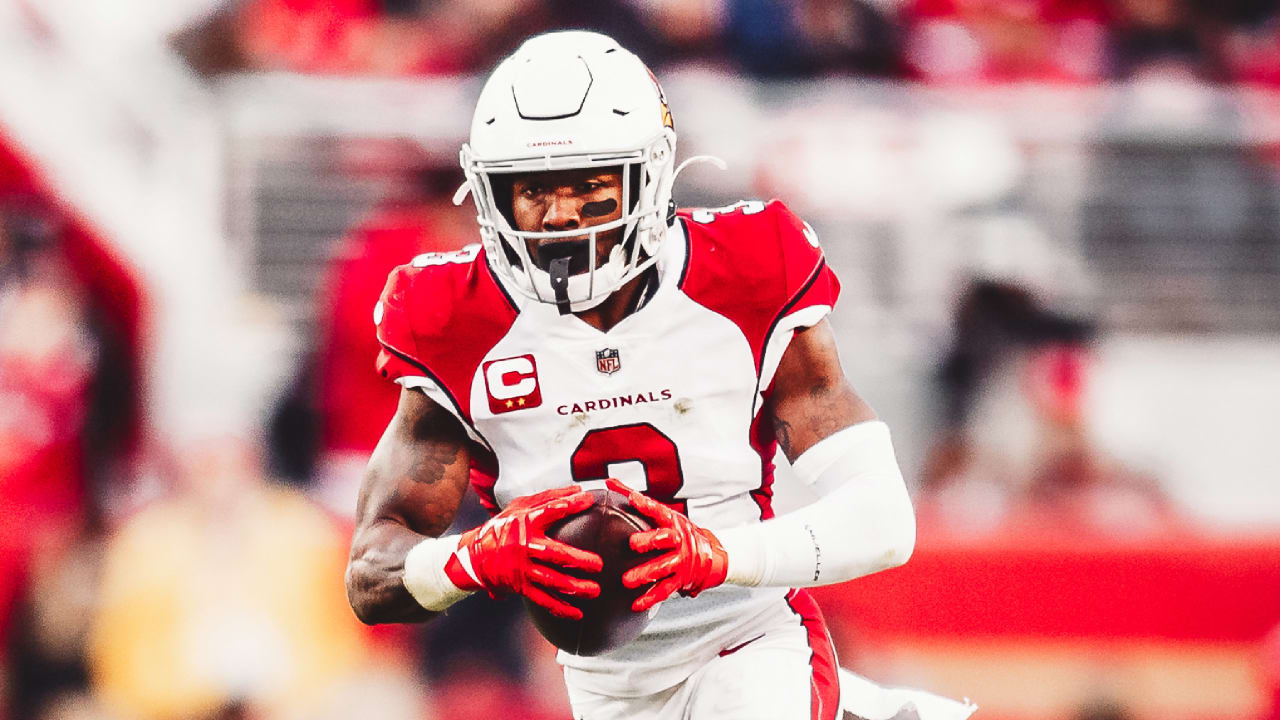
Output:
top-left (596, 348), bottom-right (621, 375)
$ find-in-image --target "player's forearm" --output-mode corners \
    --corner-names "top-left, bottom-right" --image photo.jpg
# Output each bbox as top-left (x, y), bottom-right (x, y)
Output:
top-left (717, 421), bottom-right (915, 588)
top-left (718, 484), bottom-right (914, 587)
top-left (346, 520), bottom-right (449, 624)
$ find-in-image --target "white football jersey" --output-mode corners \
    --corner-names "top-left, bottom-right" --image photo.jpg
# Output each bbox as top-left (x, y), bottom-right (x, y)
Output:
top-left (375, 199), bottom-right (840, 696)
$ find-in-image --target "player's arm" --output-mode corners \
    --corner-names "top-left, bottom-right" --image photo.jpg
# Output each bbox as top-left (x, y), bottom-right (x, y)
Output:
top-left (717, 317), bottom-right (916, 587)
top-left (766, 317), bottom-right (877, 460)
top-left (346, 387), bottom-right (474, 624)
top-left (611, 319), bottom-right (914, 610)
top-left (347, 387), bottom-right (605, 624)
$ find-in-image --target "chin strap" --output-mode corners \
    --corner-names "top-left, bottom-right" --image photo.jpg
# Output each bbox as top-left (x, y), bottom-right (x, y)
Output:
top-left (549, 256), bottom-right (573, 316)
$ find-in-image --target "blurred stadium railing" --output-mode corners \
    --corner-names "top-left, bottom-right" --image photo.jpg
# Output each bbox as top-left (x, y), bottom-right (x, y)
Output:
top-left (220, 74), bottom-right (1280, 335)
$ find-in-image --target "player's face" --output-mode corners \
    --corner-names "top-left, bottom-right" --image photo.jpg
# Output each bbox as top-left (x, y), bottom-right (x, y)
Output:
top-left (509, 168), bottom-right (625, 275)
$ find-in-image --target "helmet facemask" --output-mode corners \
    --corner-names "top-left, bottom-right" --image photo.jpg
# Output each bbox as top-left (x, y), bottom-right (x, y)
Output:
top-left (459, 129), bottom-right (676, 314)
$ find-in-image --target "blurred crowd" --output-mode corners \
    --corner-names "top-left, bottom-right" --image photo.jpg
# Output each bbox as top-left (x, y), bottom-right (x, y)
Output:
top-left (174, 0), bottom-right (1280, 85)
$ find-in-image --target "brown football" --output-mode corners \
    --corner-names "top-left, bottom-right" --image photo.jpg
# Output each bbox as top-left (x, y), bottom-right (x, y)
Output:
top-left (524, 487), bottom-right (660, 656)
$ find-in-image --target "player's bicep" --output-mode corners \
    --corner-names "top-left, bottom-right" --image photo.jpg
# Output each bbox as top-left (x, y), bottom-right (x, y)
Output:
top-left (355, 386), bottom-right (472, 538)
top-left (766, 319), bottom-right (876, 462)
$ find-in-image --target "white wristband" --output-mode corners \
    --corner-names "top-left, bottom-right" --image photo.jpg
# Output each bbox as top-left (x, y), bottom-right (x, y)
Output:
top-left (402, 535), bottom-right (473, 611)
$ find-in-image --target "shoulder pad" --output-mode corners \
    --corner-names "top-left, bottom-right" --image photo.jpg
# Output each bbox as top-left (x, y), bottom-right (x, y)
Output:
top-left (677, 200), bottom-right (840, 372)
top-left (374, 244), bottom-right (519, 423)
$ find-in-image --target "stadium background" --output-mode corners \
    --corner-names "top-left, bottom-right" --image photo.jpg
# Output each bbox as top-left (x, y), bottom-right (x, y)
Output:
top-left (1, 0), bottom-right (1278, 719)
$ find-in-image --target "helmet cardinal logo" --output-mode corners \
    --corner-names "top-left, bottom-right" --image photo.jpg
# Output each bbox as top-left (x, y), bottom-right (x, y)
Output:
top-left (646, 67), bottom-right (674, 130)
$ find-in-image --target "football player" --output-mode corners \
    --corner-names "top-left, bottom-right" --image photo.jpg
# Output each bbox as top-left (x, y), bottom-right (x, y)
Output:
top-left (347, 31), bottom-right (935, 720)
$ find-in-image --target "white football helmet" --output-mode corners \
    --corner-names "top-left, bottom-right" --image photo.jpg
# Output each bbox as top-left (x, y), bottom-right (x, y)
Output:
top-left (456, 31), bottom-right (678, 313)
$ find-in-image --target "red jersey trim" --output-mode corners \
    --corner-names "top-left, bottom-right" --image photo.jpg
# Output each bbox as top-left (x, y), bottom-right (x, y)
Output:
top-left (469, 448), bottom-right (501, 515)
top-left (481, 252), bottom-right (521, 315)
top-left (379, 342), bottom-right (454, 405)
top-left (378, 341), bottom-right (494, 449)
top-left (676, 218), bottom-right (694, 287)
top-left (750, 256), bottom-right (828, 416)
top-left (747, 385), bottom-right (778, 520)
top-left (746, 260), bottom-right (830, 518)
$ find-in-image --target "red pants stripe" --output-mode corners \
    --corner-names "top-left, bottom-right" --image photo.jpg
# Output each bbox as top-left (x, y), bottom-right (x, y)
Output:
top-left (785, 588), bottom-right (842, 720)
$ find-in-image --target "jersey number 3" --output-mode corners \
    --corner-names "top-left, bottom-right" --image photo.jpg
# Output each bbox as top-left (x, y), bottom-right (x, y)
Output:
top-left (570, 423), bottom-right (688, 514)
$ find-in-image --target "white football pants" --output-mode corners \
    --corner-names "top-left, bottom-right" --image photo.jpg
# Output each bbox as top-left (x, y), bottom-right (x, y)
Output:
top-left (565, 589), bottom-right (841, 720)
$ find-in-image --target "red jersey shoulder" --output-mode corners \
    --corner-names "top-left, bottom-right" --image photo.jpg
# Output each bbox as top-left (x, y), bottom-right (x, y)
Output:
top-left (374, 243), bottom-right (518, 421)
top-left (676, 200), bottom-right (840, 369)
top-left (677, 199), bottom-right (831, 303)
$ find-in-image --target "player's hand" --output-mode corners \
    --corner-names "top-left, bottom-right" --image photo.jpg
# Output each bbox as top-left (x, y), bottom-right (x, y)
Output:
top-left (444, 486), bottom-right (603, 619)
top-left (606, 479), bottom-right (728, 612)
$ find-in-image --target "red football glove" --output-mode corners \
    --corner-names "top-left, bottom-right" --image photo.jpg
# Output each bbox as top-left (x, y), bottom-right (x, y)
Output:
top-left (444, 486), bottom-right (603, 619)
top-left (607, 479), bottom-right (729, 612)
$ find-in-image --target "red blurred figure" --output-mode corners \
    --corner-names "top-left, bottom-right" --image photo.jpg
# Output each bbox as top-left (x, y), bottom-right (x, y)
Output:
top-left (0, 230), bottom-right (96, 536)
top-left (903, 0), bottom-right (1109, 83)
top-left (0, 136), bottom-right (146, 713)
top-left (311, 165), bottom-right (472, 513)
top-left (234, 0), bottom-right (532, 76)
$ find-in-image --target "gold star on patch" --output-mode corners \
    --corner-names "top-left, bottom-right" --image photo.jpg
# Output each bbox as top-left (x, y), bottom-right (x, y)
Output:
top-left (505, 400), bottom-right (514, 408)
top-left (517, 398), bottom-right (525, 406)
